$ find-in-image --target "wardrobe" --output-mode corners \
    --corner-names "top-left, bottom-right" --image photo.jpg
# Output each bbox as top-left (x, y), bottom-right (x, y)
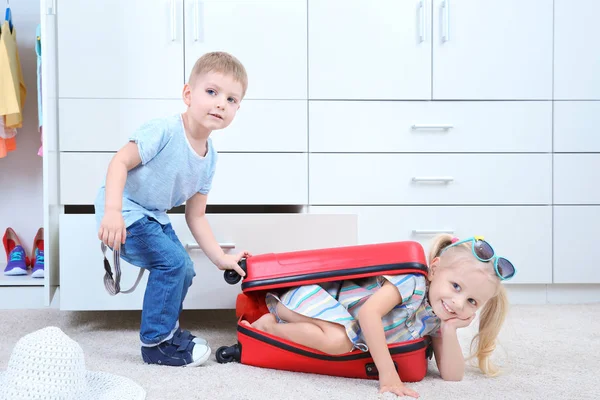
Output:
top-left (4, 0), bottom-right (597, 310)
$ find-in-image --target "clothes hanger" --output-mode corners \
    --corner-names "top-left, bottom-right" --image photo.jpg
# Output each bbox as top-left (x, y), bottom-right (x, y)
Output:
top-left (5, 0), bottom-right (13, 33)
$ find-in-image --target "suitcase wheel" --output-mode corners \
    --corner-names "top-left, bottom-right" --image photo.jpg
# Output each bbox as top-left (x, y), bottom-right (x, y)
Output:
top-left (223, 258), bottom-right (248, 285)
top-left (216, 344), bottom-right (241, 364)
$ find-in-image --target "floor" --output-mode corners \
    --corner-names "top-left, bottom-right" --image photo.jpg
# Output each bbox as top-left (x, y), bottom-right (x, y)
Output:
top-left (0, 304), bottom-right (598, 399)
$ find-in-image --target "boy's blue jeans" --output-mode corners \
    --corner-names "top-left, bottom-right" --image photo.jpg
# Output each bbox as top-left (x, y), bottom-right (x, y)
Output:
top-left (119, 216), bottom-right (196, 346)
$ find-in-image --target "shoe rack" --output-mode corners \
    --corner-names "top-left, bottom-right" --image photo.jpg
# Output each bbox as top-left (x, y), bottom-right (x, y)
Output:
top-left (1, 227), bottom-right (45, 285)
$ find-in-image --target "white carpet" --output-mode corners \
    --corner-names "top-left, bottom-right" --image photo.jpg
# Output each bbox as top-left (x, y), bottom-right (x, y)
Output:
top-left (0, 304), bottom-right (598, 400)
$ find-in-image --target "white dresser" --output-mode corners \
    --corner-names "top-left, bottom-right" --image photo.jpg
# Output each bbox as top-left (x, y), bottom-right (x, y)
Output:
top-left (5, 0), bottom-right (597, 310)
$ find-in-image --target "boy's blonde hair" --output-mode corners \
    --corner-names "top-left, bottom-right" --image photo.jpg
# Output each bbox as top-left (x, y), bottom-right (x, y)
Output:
top-left (188, 51), bottom-right (248, 98)
top-left (427, 234), bottom-right (509, 377)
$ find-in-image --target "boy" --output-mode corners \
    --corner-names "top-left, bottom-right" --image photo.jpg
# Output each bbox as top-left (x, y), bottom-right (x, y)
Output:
top-left (95, 52), bottom-right (249, 367)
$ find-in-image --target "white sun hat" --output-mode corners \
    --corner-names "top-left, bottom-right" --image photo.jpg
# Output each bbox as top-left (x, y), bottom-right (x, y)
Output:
top-left (0, 326), bottom-right (146, 400)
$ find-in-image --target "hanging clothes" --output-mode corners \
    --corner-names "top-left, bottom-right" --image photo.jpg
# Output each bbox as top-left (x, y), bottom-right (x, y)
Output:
top-left (0, 19), bottom-right (27, 158)
top-left (36, 24), bottom-right (43, 157)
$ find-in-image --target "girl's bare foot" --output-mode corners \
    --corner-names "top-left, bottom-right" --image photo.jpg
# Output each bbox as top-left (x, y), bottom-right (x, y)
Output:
top-left (240, 313), bottom-right (277, 332)
top-left (253, 313), bottom-right (277, 331)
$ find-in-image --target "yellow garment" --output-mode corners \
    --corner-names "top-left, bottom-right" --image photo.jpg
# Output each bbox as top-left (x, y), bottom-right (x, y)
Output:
top-left (0, 21), bottom-right (27, 129)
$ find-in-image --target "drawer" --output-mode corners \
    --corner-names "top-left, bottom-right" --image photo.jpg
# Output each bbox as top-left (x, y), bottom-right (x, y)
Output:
top-left (60, 152), bottom-right (308, 205)
top-left (309, 154), bottom-right (551, 205)
top-left (554, 102), bottom-right (600, 152)
top-left (554, 154), bottom-right (600, 204)
top-left (554, 206), bottom-right (600, 283)
top-left (58, 213), bottom-right (358, 310)
top-left (309, 206), bottom-right (552, 284)
top-left (309, 101), bottom-right (551, 153)
top-left (59, 99), bottom-right (307, 152)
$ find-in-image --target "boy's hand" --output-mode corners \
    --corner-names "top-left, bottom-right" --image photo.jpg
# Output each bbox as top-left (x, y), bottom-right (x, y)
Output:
top-left (216, 251), bottom-right (251, 277)
top-left (98, 209), bottom-right (126, 250)
top-left (379, 371), bottom-right (419, 398)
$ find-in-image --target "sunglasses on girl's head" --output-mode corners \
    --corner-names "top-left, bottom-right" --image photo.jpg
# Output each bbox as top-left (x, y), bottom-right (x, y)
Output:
top-left (441, 236), bottom-right (516, 281)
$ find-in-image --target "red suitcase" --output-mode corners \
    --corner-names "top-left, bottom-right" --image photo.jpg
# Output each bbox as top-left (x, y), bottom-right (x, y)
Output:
top-left (216, 241), bottom-right (434, 383)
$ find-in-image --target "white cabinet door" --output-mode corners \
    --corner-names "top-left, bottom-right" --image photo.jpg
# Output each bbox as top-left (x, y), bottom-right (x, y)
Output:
top-left (309, 101), bottom-right (551, 153)
top-left (58, 0), bottom-right (184, 99)
top-left (310, 206), bottom-right (552, 284)
top-left (309, 154), bottom-right (551, 205)
top-left (554, 102), bottom-right (600, 153)
top-left (41, 4), bottom-right (60, 306)
top-left (59, 99), bottom-right (307, 152)
top-left (432, 0), bottom-right (553, 100)
top-left (308, 0), bottom-right (432, 100)
top-left (554, 0), bottom-right (600, 100)
top-left (60, 153), bottom-right (308, 205)
top-left (554, 155), bottom-right (600, 205)
top-left (184, 0), bottom-right (307, 99)
top-left (554, 206), bottom-right (600, 283)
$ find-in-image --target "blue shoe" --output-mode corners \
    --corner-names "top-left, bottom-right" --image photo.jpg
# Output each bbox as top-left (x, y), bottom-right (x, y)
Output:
top-left (31, 248), bottom-right (44, 279)
top-left (31, 228), bottom-right (44, 278)
top-left (4, 245), bottom-right (27, 276)
top-left (175, 327), bottom-right (208, 346)
top-left (141, 334), bottom-right (211, 367)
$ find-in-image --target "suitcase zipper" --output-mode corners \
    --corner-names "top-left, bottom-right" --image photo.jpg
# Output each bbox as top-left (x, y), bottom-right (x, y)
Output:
top-left (238, 324), bottom-right (427, 361)
top-left (241, 262), bottom-right (428, 291)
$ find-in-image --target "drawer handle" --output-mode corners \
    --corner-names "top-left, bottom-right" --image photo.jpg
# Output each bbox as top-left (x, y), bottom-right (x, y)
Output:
top-left (442, 0), bottom-right (450, 42)
top-left (412, 229), bottom-right (455, 235)
top-left (411, 124), bottom-right (453, 130)
top-left (194, 0), bottom-right (204, 42)
top-left (418, 0), bottom-right (425, 43)
top-left (170, 0), bottom-right (176, 42)
top-left (186, 242), bottom-right (236, 250)
top-left (412, 177), bottom-right (454, 183)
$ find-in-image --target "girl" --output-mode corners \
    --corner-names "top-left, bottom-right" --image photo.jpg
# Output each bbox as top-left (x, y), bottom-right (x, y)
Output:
top-left (241, 234), bottom-right (515, 398)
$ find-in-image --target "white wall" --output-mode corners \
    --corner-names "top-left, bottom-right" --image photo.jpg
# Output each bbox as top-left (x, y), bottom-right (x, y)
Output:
top-left (0, 1), bottom-right (42, 259)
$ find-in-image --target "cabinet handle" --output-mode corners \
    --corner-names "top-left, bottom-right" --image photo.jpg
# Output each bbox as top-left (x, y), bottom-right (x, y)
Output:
top-left (442, 0), bottom-right (450, 42)
top-left (411, 124), bottom-right (453, 130)
top-left (412, 229), bottom-right (455, 234)
top-left (186, 243), bottom-right (236, 250)
top-left (170, 0), bottom-right (176, 41)
top-left (412, 177), bottom-right (454, 183)
top-left (194, 0), bottom-right (201, 42)
top-left (418, 0), bottom-right (425, 43)
top-left (47, 0), bottom-right (56, 15)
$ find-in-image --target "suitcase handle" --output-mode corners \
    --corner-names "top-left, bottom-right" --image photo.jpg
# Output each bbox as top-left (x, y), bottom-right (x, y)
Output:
top-left (365, 361), bottom-right (398, 377)
top-left (224, 258), bottom-right (248, 285)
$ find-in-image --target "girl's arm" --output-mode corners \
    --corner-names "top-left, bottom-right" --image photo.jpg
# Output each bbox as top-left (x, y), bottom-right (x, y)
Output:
top-left (357, 281), bottom-right (419, 399)
top-left (431, 315), bottom-right (475, 381)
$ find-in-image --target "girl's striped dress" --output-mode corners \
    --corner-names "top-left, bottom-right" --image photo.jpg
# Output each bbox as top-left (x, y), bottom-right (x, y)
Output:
top-left (265, 274), bottom-right (441, 352)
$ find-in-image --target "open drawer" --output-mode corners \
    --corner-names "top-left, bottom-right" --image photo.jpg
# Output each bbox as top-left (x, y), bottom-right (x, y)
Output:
top-left (58, 213), bottom-right (357, 310)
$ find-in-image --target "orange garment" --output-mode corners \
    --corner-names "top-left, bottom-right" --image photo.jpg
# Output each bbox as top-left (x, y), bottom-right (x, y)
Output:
top-left (0, 136), bottom-right (16, 158)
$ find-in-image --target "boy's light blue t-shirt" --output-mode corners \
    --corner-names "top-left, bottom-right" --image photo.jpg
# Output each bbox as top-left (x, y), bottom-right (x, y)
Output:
top-left (94, 114), bottom-right (218, 229)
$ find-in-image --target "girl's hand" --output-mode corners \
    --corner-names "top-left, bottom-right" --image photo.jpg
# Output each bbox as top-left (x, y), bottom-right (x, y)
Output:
top-left (379, 372), bottom-right (420, 398)
top-left (442, 314), bottom-right (476, 331)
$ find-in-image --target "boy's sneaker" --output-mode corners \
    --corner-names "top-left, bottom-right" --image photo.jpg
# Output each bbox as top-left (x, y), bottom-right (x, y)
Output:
top-left (141, 334), bottom-right (211, 367)
top-left (175, 327), bottom-right (208, 346)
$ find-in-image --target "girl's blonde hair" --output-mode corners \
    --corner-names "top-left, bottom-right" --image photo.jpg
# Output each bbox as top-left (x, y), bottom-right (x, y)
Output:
top-left (427, 234), bottom-right (509, 377)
